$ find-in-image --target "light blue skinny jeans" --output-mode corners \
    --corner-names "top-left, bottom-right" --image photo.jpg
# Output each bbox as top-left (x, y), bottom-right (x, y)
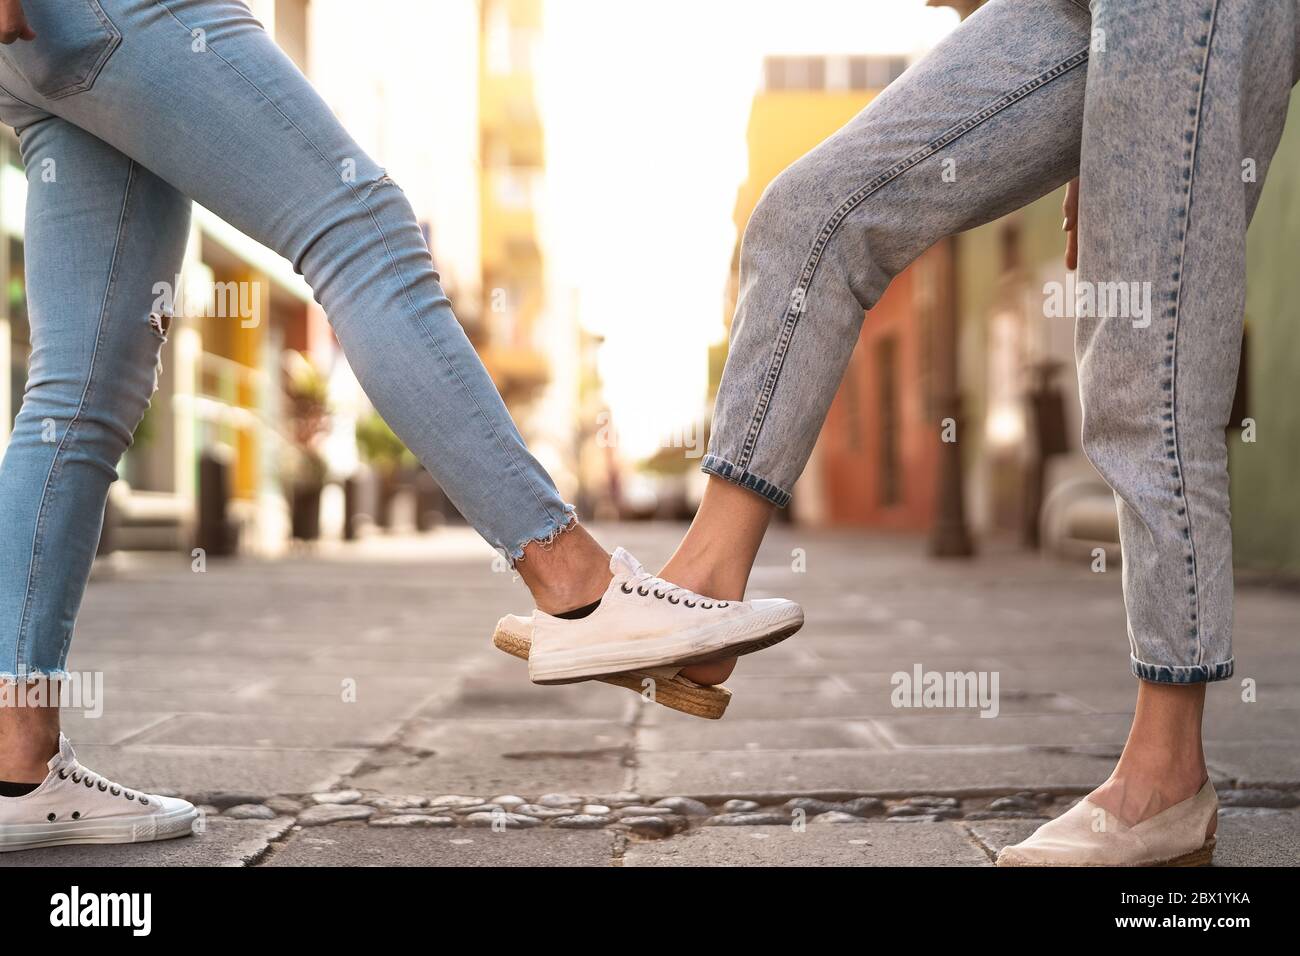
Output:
top-left (707, 0), bottom-right (1300, 683)
top-left (0, 0), bottom-right (573, 681)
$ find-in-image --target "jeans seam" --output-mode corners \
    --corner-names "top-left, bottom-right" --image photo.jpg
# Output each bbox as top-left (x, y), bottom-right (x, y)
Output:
top-left (13, 160), bottom-right (138, 674)
top-left (734, 44), bottom-right (1091, 472)
top-left (1169, 0), bottom-right (1220, 666)
top-left (150, 0), bottom-right (560, 537)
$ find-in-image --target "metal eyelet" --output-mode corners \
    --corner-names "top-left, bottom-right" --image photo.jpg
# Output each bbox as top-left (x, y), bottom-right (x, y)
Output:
top-left (58, 771), bottom-right (68, 780)
top-left (684, 600), bottom-right (696, 608)
top-left (98, 782), bottom-right (107, 791)
top-left (47, 813), bottom-right (56, 822)
top-left (72, 811), bottom-right (81, 820)
top-left (140, 797), bottom-right (150, 807)
top-left (620, 583), bottom-right (634, 594)
top-left (653, 590), bottom-right (665, 599)
top-left (110, 787), bottom-right (120, 796)
top-left (636, 586), bottom-right (649, 596)
top-left (667, 595), bottom-right (680, 604)
top-left (125, 793), bottom-right (136, 801)
top-left (84, 778), bottom-right (94, 788)
top-left (71, 773), bottom-right (81, 784)
top-left (702, 602), bottom-right (713, 609)
top-left (718, 602), bottom-right (729, 608)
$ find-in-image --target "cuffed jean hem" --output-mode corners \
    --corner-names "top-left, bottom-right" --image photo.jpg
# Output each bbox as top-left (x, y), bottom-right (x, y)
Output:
top-left (507, 506), bottom-right (578, 566)
top-left (1131, 656), bottom-right (1235, 685)
top-left (700, 454), bottom-right (792, 508)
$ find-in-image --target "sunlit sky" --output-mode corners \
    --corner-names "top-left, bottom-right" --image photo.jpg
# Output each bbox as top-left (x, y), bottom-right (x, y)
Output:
top-left (538, 0), bottom-right (958, 460)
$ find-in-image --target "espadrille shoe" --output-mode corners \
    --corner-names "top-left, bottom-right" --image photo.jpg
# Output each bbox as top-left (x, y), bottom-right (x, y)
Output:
top-left (519, 548), bottom-right (802, 685)
top-left (493, 616), bottom-right (732, 719)
top-left (996, 780), bottom-right (1217, 867)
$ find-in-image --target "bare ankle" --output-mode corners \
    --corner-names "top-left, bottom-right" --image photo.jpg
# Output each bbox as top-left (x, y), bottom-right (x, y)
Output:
top-left (0, 731), bottom-right (59, 783)
top-left (0, 693), bottom-right (62, 782)
top-left (514, 522), bottom-right (612, 614)
top-left (659, 559), bottom-right (744, 602)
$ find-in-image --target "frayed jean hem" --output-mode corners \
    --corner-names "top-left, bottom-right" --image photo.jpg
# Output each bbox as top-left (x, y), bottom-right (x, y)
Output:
top-left (507, 506), bottom-right (578, 566)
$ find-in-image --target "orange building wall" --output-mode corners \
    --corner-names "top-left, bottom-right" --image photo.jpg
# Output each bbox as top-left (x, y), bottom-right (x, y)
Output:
top-left (819, 251), bottom-right (937, 530)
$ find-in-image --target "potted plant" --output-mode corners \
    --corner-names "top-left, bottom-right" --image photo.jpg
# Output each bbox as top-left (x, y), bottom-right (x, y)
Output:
top-left (283, 351), bottom-right (332, 541)
top-left (355, 411), bottom-right (416, 530)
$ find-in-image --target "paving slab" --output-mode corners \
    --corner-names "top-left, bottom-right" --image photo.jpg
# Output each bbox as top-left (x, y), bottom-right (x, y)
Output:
top-left (69, 744), bottom-right (368, 796)
top-left (266, 824), bottom-right (616, 866)
top-left (350, 718), bottom-right (633, 796)
top-left (634, 748), bottom-right (1118, 798)
top-left (622, 822), bottom-right (990, 867)
top-left (1206, 743), bottom-right (1300, 789)
top-left (125, 712), bottom-right (407, 750)
top-left (869, 713), bottom-right (1136, 749)
top-left (639, 718), bottom-right (883, 753)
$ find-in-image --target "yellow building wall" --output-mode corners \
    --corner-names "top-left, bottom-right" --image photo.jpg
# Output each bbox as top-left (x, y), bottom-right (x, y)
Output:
top-left (733, 91), bottom-right (878, 233)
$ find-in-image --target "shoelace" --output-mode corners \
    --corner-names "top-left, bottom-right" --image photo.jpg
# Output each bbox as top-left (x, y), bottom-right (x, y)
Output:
top-left (618, 570), bottom-right (730, 609)
top-left (56, 761), bottom-right (150, 806)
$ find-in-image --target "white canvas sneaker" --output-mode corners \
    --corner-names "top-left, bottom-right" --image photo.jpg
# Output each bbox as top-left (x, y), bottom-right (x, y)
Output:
top-left (517, 548), bottom-right (804, 685)
top-left (0, 734), bottom-right (198, 853)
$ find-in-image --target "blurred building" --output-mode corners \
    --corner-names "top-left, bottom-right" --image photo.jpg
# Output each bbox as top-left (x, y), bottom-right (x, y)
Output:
top-left (715, 53), bottom-right (947, 531)
top-left (0, 0), bottom-right (588, 556)
top-left (0, 0), bottom-right (323, 557)
top-left (1235, 88), bottom-right (1300, 575)
top-left (936, 0), bottom-right (1300, 574)
top-left (477, 0), bottom-right (550, 411)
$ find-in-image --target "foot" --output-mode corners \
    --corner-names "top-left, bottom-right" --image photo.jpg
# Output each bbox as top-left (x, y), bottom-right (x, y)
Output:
top-left (0, 735), bottom-right (198, 853)
top-left (493, 618), bottom-right (733, 719)
top-left (1088, 769), bottom-right (1217, 840)
top-left (523, 548), bottom-right (803, 685)
top-left (657, 561), bottom-right (750, 685)
top-left (996, 779), bottom-right (1217, 867)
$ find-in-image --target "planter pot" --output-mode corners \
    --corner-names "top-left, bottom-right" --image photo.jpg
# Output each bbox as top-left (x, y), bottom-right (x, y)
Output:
top-left (291, 482), bottom-right (323, 541)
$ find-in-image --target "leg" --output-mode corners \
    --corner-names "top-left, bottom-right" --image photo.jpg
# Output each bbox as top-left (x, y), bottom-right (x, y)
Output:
top-left (669, 0), bottom-right (1092, 600)
top-left (0, 118), bottom-right (190, 779)
top-left (1072, 0), bottom-right (1297, 827)
top-left (0, 1), bottom-right (786, 702)
top-left (0, 0), bottom-right (612, 606)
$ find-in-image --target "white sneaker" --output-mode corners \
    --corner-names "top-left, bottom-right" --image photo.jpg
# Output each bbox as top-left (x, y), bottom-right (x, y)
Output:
top-left (520, 548), bottom-right (803, 685)
top-left (0, 734), bottom-right (198, 853)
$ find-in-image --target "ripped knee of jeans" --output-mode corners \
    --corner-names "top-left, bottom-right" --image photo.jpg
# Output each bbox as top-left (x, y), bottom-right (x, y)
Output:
top-left (148, 310), bottom-right (173, 341)
top-left (359, 170), bottom-right (400, 201)
top-left (147, 311), bottom-right (174, 395)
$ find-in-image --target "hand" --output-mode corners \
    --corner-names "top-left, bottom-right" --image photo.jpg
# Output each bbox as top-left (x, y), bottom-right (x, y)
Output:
top-left (0, 0), bottom-right (35, 44)
top-left (1062, 177), bottom-right (1079, 271)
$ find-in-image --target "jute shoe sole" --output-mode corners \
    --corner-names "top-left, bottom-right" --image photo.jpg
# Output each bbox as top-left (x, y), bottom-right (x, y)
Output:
top-left (1160, 837), bottom-right (1216, 867)
top-left (492, 625), bottom-right (731, 720)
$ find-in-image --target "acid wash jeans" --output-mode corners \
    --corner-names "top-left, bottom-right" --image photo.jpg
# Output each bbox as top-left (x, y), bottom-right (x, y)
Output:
top-left (706, 0), bottom-right (1299, 683)
top-left (0, 0), bottom-right (574, 681)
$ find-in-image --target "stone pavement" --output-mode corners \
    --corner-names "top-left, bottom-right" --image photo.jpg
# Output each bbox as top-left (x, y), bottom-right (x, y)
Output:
top-left (2, 523), bottom-right (1296, 867)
